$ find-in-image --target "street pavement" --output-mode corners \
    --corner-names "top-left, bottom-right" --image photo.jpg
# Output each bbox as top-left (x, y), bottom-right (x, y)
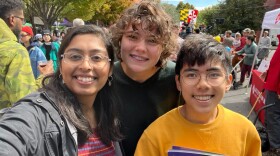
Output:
top-left (220, 47), bottom-right (277, 155)
top-left (221, 46), bottom-right (276, 124)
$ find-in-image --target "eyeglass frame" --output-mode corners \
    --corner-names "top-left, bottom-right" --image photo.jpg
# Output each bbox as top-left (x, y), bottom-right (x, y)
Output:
top-left (20, 34), bottom-right (29, 37)
top-left (13, 15), bottom-right (26, 25)
top-left (179, 70), bottom-right (229, 87)
top-left (61, 53), bottom-right (111, 68)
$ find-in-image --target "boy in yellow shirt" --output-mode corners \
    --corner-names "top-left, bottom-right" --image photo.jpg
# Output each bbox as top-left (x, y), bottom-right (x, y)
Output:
top-left (135, 34), bottom-right (261, 156)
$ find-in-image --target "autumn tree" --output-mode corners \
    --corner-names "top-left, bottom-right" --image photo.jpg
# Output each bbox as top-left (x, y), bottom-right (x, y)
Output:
top-left (60, 0), bottom-right (107, 22)
top-left (89, 0), bottom-right (133, 26)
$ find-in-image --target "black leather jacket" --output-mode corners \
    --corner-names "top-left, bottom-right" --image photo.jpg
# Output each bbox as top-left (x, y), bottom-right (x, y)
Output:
top-left (0, 92), bottom-right (77, 156)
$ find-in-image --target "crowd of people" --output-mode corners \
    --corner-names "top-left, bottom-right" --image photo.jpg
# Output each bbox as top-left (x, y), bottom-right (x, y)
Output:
top-left (0, 0), bottom-right (279, 156)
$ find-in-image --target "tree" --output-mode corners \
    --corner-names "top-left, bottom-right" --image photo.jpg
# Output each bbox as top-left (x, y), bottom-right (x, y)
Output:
top-left (89, 0), bottom-right (133, 26)
top-left (23, 0), bottom-right (107, 30)
top-left (218, 0), bottom-right (266, 33)
top-left (23, 0), bottom-right (74, 30)
top-left (161, 3), bottom-right (180, 25)
top-left (60, 0), bottom-right (107, 22)
top-left (196, 0), bottom-right (266, 35)
top-left (176, 1), bottom-right (194, 11)
top-left (196, 5), bottom-right (220, 34)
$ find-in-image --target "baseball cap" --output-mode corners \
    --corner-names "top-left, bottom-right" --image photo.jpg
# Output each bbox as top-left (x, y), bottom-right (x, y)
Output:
top-left (22, 26), bottom-right (34, 36)
top-left (42, 29), bottom-right (51, 35)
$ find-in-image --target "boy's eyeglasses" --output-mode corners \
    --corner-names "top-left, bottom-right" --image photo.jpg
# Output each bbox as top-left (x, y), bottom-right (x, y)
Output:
top-left (61, 52), bottom-right (111, 69)
top-left (181, 71), bottom-right (227, 86)
top-left (13, 16), bottom-right (26, 25)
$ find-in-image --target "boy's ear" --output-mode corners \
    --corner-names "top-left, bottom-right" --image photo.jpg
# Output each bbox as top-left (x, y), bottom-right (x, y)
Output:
top-left (225, 74), bottom-right (233, 91)
top-left (175, 75), bottom-right (181, 91)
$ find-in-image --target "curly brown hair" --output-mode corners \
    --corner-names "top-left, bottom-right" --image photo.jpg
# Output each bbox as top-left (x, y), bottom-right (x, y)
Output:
top-left (111, 0), bottom-right (177, 67)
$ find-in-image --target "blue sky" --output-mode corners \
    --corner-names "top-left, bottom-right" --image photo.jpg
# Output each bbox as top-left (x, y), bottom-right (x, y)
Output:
top-left (161, 0), bottom-right (220, 10)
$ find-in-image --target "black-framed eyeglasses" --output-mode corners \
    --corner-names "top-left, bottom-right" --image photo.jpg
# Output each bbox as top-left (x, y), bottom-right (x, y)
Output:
top-left (13, 16), bottom-right (26, 25)
top-left (61, 52), bottom-right (111, 69)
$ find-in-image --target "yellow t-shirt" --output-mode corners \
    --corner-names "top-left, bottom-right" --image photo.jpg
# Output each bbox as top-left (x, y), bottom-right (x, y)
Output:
top-left (135, 104), bottom-right (261, 156)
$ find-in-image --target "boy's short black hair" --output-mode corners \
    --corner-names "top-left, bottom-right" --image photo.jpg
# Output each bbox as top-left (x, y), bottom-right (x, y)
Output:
top-left (175, 34), bottom-right (232, 75)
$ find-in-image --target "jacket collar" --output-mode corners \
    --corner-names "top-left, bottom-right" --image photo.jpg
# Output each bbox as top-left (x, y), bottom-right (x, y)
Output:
top-left (0, 18), bottom-right (18, 44)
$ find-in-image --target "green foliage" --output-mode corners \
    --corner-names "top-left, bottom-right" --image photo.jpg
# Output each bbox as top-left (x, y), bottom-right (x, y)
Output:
top-left (161, 3), bottom-right (180, 25)
top-left (60, 0), bottom-right (106, 21)
top-left (89, 0), bottom-right (133, 26)
top-left (23, 0), bottom-right (76, 30)
top-left (196, 0), bottom-right (266, 35)
top-left (176, 1), bottom-right (194, 11)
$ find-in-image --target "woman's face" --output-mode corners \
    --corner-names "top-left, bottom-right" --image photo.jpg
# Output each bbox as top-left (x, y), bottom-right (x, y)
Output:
top-left (43, 34), bottom-right (51, 42)
top-left (60, 34), bottom-right (112, 102)
top-left (120, 24), bottom-right (163, 75)
top-left (20, 31), bottom-right (31, 43)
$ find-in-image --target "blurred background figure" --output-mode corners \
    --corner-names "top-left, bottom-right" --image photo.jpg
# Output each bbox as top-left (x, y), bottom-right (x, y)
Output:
top-left (52, 29), bottom-right (61, 44)
top-left (222, 30), bottom-right (234, 48)
top-left (73, 18), bottom-right (85, 27)
top-left (33, 33), bottom-right (43, 47)
top-left (257, 30), bottom-right (271, 66)
top-left (20, 26), bottom-right (47, 79)
top-left (40, 29), bottom-right (60, 71)
top-left (169, 24), bottom-right (184, 62)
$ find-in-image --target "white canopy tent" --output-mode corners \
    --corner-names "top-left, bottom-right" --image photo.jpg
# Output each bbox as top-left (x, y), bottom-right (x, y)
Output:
top-left (261, 8), bottom-right (280, 29)
top-left (246, 8), bottom-right (280, 92)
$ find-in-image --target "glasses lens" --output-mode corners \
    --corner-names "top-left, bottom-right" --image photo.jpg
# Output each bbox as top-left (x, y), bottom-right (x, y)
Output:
top-left (181, 71), bottom-right (225, 86)
top-left (206, 72), bottom-right (226, 86)
top-left (14, 16), bottom-right (25, 24)
top-left (62, 53), bottom-right (110, 68)
top-left (90, 55), bottom-right (109, 68)
top-left (182, 72), bottom-right (199, 86)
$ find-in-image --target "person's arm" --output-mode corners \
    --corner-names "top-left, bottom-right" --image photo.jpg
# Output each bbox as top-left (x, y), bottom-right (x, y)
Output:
top-left (236, 47), bottom-right (245, 55)
top-left (245, 44), bottom-right (257, 58)
top-left (0, 103), bottom-right (43, 155)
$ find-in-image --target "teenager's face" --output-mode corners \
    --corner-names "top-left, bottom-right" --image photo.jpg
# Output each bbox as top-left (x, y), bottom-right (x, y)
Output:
top-left (120, 24), bottom-right (163, 74)
top-left (43, 34), bottom-right (51, 42)
top-left (60, 34), bottom-right (111, 101)
top-left (175, 60), bottom-right (232, 115)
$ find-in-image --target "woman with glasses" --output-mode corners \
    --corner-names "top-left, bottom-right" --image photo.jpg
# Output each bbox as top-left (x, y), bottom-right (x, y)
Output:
top-left (110, 1), bottom-right (179, 155)
top-left (20, 26), bottom-right (47, 79)
top-left (135, 34), bottom-right (261, 156)
top-left (0, 25), bottom-right (123, 156)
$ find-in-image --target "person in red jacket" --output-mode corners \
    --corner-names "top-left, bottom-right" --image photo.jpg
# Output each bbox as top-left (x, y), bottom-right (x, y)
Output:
top-left (261, 34), bottom-right (280, 156)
